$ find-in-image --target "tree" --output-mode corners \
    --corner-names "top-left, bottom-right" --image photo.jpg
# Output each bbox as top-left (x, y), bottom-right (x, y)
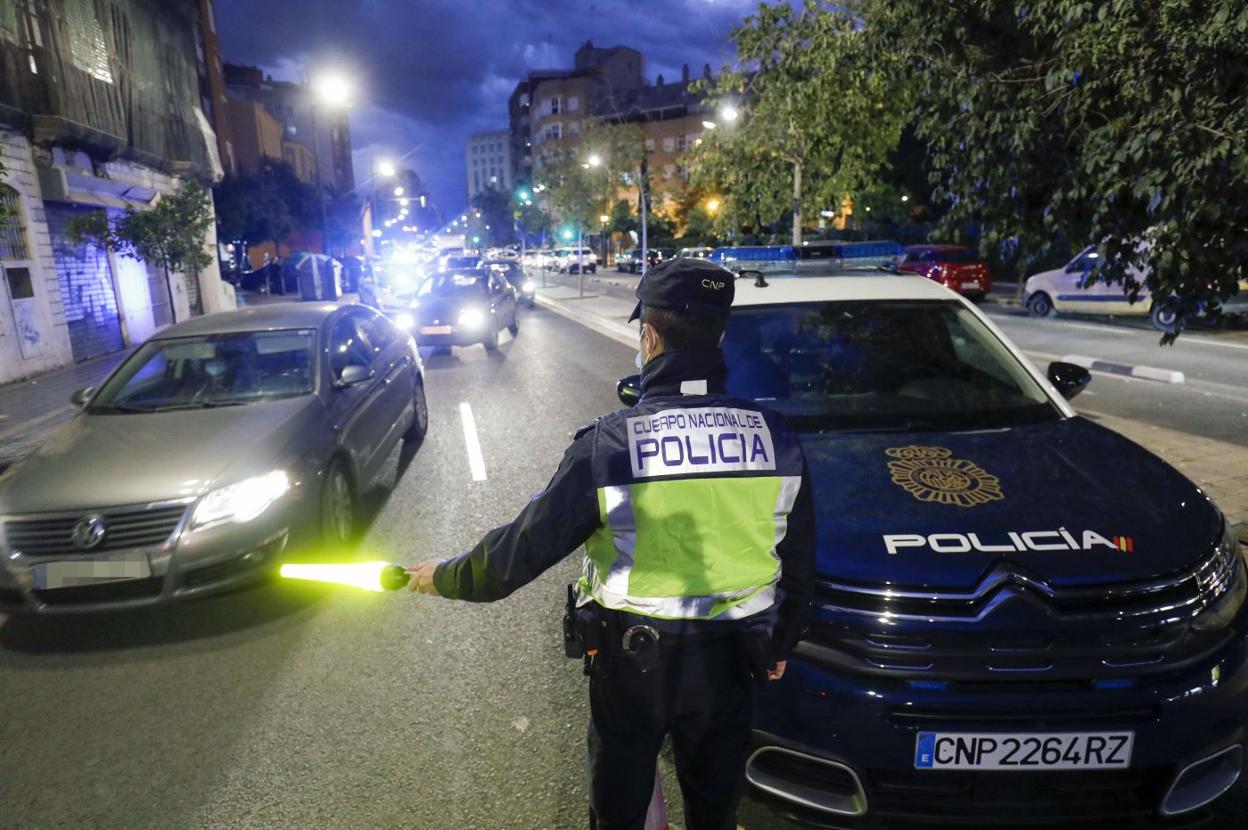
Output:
top-left (691, 1), bottom-right (913, 245)
top-left (69, 180), bottom-right (215, 324)
top-left (214, 160), bottom-right (320, 249)
top-left (469, 187), bottom-right (515, 247)
top-left (864, 0), bottom-right (1248, 336)
top-left (536, 122), bottom-right (645, 234)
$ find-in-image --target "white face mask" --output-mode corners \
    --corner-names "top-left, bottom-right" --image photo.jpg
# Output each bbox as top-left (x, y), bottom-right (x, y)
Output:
top-left (634, 350), bottom-right (644, 370)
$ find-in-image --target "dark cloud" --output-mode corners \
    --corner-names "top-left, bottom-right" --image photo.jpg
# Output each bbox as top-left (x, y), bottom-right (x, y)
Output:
top-left (213, 0), bottom-right (758, 212)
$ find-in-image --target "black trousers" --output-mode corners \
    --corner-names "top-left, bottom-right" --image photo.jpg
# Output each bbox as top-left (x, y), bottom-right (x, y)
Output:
top-left (587, 634), bottom-right (753, 830)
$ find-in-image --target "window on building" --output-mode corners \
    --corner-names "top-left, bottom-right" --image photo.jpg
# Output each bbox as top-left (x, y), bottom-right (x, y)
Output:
top-left (677, 165), bottom-right (689, 180)
top-left (644, 138), bottom-right (655, 152)
top-left (569, 120), bottom-right (580, 136)
top-left (549, 97), bottom-right (561, 115)
top-left (568, 96), bottom-right (579, 112)
top-left (663, 164), bottom-right (676, 180)
top-left (0, 185), bottom-right (32, 261)
top-left (662, 137), bottom-right (676, 152)
top-left (65, 0), bottom-right (113, 84)
top-left (676, 136), bottom-right (687, 152)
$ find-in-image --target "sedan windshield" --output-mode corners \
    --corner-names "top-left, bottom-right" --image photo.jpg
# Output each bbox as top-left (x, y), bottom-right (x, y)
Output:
top-left (722, 300), bottom-right (1060, 432)
top-left (89, 330), bottom-right (316, 412)
top-left (422, 272), bottom-right (488, 297)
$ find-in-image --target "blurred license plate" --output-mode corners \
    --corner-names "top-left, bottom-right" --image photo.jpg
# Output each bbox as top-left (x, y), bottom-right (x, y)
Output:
top-left (961, 281), bottom-right (981, 290)
top-left (915, 732), bottom-right (1133, 770)
top-left (31, 554), bottom-right (151, 590)
top-left (420, 326), bottom-right (452, 335)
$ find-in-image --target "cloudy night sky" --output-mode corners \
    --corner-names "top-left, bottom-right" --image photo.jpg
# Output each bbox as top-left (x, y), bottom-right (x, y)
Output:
top-left (213, 0), bottom-right (761, 215)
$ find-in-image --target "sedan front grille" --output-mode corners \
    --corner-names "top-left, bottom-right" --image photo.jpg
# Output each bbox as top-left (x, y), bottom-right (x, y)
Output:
top-left (2, 503), bottom-right (189, 557)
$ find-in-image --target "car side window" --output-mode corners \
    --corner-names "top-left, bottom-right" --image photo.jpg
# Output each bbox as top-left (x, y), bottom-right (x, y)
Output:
top-left (328, 315), bottom-right (374, 382)
top-left (360, 311), bottom-right (397, 353)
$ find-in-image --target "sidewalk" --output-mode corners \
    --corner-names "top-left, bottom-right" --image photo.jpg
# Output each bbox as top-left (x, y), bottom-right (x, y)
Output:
top-left (0, 350), bottom-right (128, 471)
top-left (534, 282), bottom-right (1248, 537)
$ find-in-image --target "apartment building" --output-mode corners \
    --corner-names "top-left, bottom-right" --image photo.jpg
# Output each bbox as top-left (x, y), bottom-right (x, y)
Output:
top-left (466, 130), bottom-right (512, 201)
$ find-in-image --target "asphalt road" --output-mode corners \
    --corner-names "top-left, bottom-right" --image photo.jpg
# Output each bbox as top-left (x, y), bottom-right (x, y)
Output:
top-left (1, 305), bottom-right (1245, 829)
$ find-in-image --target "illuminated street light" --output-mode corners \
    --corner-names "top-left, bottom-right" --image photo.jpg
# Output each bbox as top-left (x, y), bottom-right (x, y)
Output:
top-left (313, 72), bottom-right (353, 109)
top-left (719, 104), bottom-right (740, 122)
top-left (376, 159), bottom-right (397, 178)
top-left (561, 228), bottom-right (574, 241)
top-left (901, 194), bottom-right (910, 203)
top-left (394, 186), bottom-right (405, 197)
top-left (701, 120), bottom-right (717, 130)
top-left (599, 214), bottom-right (610, 224)
top-left (400, 198), bottom-right (410, 207)
top-left (371, 229), bottom-right (382, 238)
top-left (587, 153), bottom-right (603, 167)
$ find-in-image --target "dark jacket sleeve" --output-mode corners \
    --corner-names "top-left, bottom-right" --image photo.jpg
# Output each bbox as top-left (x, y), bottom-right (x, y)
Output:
top-left (432, 428), bottom-right (601, 602)
top-left (772, 462), bottom-right (817, 660)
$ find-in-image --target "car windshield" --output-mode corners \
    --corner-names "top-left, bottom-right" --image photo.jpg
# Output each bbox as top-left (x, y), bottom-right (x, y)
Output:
top-left (89, 330), bottom-right (317, 412)
top-left (931, 249), bottom-right (978, 264)
top-left (423, 272), bottom-right (487, 297)
top-left (722, 300), bottom-right (1059, 432)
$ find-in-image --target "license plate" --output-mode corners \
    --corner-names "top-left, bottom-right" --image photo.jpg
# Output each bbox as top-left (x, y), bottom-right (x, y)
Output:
top-left (419, 326), bottom-right (452, 335)
top-left (31, 554), bottom-right (152, 590)
top-left (961, 281), bottom-right (981, 290)
top-left (914, 731), bottom-right (1133, 771)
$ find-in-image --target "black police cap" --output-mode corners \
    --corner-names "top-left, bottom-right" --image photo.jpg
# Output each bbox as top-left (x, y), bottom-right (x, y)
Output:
top-left (627, 258), bottom-right (735, 323)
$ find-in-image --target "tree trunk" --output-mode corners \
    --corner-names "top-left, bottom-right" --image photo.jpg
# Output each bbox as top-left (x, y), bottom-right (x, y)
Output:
top-left (791, 158), bottom-right (803, 247)
top-left (163, 263), bottom-right (178, 325)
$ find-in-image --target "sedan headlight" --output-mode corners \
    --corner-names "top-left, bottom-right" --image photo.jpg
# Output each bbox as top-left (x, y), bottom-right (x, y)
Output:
top-left (192, 470), bottom-right (291, 529)
top-left (1192, 520), bottom-right (1246, 632)
top-left (394, 312), bottom-right (415, 330)
top-left (522, 280), bottom-right (536, 292)
top-left (458, 308), bottom-right (486, 329)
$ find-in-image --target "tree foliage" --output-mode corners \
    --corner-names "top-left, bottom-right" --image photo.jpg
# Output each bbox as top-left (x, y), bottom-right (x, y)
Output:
top-left (468, 187), bottom-right (515, 247)
top-left (69, 180), bottom-right (215, 322)
top-left (536, 122), bottom-right (645, 232)
top-left (691, 0), bottom-right (913, 244)
top-left (864, 0), bottom-right (1248, 334)
top-left (214, 160), bottom-right (320, 245)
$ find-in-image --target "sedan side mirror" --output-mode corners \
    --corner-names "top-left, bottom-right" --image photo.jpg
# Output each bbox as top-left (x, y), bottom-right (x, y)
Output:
top-left (70, 386), bottom-right (94, 408)
top-left (1048, 361), bottom-right (1091, 400)
top-left (336, 364), bottom-right (372, 388)
top-left (617, 374), bottom-right (642, 407)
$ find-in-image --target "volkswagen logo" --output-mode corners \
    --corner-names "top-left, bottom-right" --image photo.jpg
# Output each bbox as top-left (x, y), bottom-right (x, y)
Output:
top-left (70, 515), bottom-right (107, 550)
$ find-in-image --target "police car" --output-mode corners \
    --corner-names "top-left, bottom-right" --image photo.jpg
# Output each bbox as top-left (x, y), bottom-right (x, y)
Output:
top-left (709, 274), bottom-right (1246, 825)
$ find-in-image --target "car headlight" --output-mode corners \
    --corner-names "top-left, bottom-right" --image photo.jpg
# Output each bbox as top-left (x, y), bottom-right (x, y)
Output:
top-left (394, 312), bottom-right (415, 330)
top-left (458, 308), bottom-right (486, 329)
top-left (1192, 520), bottom-right (1246, 632)
top-left (192, 470), bottom-right (290, 529)
top-left (522, 280), bottom-right (536, 292)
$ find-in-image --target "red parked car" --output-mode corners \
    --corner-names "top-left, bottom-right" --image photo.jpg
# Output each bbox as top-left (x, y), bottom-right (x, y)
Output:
top-left (896, 245), bottom-right (992, 299)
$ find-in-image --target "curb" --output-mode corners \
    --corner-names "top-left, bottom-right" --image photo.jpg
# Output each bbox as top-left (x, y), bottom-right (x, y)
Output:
top-left (1061, 354), bottom-right (1186, 385)
top-left (534, 292), bottom-right (637, 348)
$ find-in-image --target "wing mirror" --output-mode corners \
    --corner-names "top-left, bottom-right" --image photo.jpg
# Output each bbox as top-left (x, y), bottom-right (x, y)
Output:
top-left (1048, 361), bottom-right (1091, 400)
top-left (70, 386), bottom-right (94, 408)
top-left (617, 374), bottom-right (642, 407)
top-left (337, 365), bottom-right (372, 388)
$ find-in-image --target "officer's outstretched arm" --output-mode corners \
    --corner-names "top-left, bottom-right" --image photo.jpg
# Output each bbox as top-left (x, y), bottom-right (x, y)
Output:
top-left (430, 430), bottom-right (601, 602)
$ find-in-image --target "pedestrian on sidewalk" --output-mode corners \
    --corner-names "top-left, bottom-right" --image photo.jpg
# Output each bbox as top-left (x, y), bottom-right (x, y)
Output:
top-left (406, 258), bottom-right (816, 829)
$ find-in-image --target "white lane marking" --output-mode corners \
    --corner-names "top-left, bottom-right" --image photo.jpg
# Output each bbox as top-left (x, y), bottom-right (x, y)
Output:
top-left (459, 402), bottom-right (488, 482)
top-left (1180, 336), bottom-right (1248, 352)
top-left (989, 305), bottom-right (1248, 350)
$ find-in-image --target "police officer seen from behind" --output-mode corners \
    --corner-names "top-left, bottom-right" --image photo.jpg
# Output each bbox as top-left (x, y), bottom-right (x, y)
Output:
top-left (407, 258), bottom-right (816, 829)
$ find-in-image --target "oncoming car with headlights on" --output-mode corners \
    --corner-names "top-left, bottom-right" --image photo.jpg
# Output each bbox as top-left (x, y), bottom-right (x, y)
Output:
top-left (616, 274), bottom-right (1248, 826)
top-left (0, 303), bottom-right (429, 615)
top-left (407, 268), bottom-right (519, 352)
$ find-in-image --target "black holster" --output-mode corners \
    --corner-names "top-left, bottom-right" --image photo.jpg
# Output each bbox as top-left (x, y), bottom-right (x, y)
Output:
top-left (741, 627), bottom-right (774, 685)
top-left (564, 585), bottom-right (607, 675)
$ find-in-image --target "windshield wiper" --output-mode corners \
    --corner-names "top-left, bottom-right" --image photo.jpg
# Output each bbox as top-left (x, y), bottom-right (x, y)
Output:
top-left (88, 403), bottom-right (158, 414)
top-left (149, 400), bottom-right (250, 412)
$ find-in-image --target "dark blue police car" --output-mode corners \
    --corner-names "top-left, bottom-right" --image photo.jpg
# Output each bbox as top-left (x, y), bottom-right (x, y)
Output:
top-left (715, 276), bottom-right (1246, 826)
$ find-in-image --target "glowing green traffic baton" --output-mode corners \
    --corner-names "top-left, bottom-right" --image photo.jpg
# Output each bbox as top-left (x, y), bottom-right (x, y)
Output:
top-left (279, 561), bottom-right (413, 592)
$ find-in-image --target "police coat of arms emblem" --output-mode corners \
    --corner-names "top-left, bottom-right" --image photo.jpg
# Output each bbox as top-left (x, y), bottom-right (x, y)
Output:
top-left (885, 446), bottom-right (1004, 507)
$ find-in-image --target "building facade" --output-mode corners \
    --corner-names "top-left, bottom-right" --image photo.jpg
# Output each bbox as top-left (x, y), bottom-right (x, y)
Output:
top-left (465, 130), bottom-right (512, 201)
top-left (0, 0), bottom-right (231, 385)
top-left (224, 64), bottom-right (354, 198)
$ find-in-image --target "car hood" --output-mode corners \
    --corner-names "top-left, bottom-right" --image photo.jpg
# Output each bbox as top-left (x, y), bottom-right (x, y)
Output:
top-left (801, 416), bottom-right (1221, 590)
top-left (0, 397), bottom-right (322, 514)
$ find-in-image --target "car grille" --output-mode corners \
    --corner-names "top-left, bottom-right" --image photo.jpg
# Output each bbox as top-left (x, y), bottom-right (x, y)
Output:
top-left (2, 503), bottom-right (189, 557)
top-left (32, 577), bottom-right (165, 606)
top-left (799, 548), bottom-right (1238, 683)
top-left (864, 767), bottom-right (1195, 827)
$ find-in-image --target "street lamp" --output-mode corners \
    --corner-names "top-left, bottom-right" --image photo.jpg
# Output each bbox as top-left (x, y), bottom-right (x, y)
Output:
top-left (310, 70), bottom-right (354, 255)
top-left (394, 186), bottom-right (405, 197)
top-left (719, 104), bottom-right (740, 123)
top-left (706, 198), bottom-right (720, 214)
top-left (599, 214), bottom-right (610, 225)
top-left (701, 120), bottom-right (717, 130)
top-left (587, 153), bottom-right (603, 168)
top-left (376, 159), bottom-right (396, 178)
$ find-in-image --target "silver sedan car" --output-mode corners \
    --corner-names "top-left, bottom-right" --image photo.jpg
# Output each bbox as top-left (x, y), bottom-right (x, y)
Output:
top-left (0, 303), bottom-right (428, 614)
